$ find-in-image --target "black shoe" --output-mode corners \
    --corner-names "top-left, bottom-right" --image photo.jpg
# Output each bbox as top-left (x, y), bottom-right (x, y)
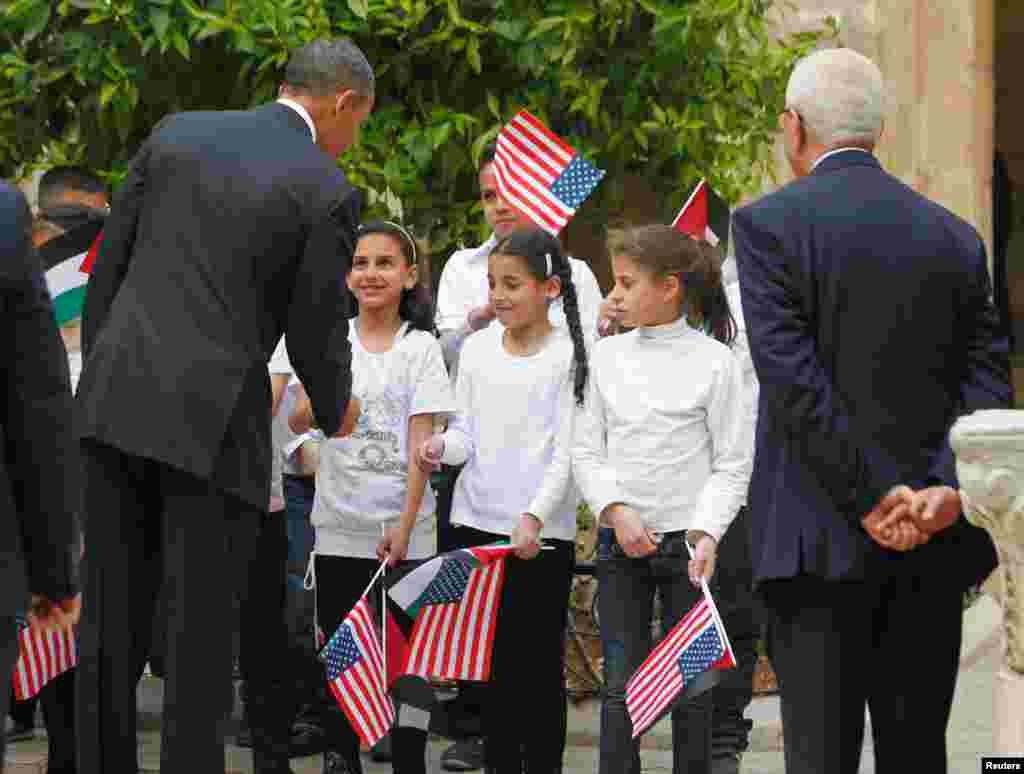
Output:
top-left (710, 752), bottom-right (742, 774)
top-left (322, 750), bottom-right (358, 774)
top-left (289, 721), bottom-right (327, 758)
top-left (5, 720), bottom-right (34, 743)
top-left (441, 737), bottom-right (485, 772)
top-left (370, 730), bottom-right (392, 762)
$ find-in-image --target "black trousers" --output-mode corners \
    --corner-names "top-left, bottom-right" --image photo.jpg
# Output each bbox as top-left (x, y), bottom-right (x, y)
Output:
top-left (761, 573), bottom-right (964, 774)
top-left (75, 440), bottom-right (287, 774)
top-left (452, 525), bottom-right (574, 774)
top-left (1, 615), bottom-right (18, 770)
top-left (709, 507), bottom-right (759, 756)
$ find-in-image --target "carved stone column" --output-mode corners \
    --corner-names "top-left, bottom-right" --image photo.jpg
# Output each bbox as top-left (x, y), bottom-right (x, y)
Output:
top-left (951, 409), bottom-right (1024, 753)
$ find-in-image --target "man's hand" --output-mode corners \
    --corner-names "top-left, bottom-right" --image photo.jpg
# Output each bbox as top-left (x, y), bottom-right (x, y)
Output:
top-left (288, 386), bottom-right (313, 434)
top-left (27, 593), bottom-right (80, 636)
top-left (333, 397), bottom-right (361, 438)
top-left (377, 525), bottom-right (410, 567)
top-left (511, 513), bottom-right (543, 560)
top-left (908, 486), bottom-right (962, 536)
top-left (862, 485), bottom-right (929, 551)
top-left (686, 530), bottom-right (717, 587)
top-left (466, 303), bottom-right (497, 333)
top-left (415, 435), bottom-right (444, 474)
top-left (603, 504), bottom-right (657, 558)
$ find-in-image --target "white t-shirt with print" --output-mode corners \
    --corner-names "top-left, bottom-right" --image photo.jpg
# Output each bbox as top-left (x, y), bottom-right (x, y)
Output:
top-left (311, 322), bottom-right (455, 560)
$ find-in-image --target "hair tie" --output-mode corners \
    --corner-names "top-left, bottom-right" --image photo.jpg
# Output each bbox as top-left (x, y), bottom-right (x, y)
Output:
top-left (545, 252), bottom-right (552, 277)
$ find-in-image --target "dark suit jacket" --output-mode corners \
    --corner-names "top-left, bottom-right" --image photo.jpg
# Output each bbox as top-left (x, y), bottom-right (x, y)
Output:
top-left (734, 150), bottom-right (1010, 589)
top-left (78, 103), bottom-right (359, 509)
top-left (0, 183), bottom-right (79, 615)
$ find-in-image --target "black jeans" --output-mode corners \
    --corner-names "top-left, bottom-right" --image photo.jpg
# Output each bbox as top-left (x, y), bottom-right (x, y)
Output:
top-left (451, 525), bottom-right (574, 774)
top-left (597, 528), bottom-right (711, 774)
top-left (0, 615), bottom-right (17, 770)
top-left (709, 507), bottom-right (759, 757)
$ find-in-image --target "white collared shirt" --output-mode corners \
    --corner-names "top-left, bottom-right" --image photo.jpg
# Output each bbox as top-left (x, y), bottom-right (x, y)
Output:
top-left (277, 98), bottom-right (317, 143)
top-left (812, 146), bottom-right (871, 170)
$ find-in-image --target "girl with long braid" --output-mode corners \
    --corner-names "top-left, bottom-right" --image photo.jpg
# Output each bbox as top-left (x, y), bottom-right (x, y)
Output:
top-left (415, 227), bottom-right (588, 774)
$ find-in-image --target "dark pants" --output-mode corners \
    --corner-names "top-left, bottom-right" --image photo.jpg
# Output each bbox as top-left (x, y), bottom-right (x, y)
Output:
top-left (75, 440), bottom-right (286, 774)
top-left (284, 475), bottom-right (316, 582)
top-left (709, 507), bottom-right (758, 758)
top-left (42, 668), bottom-right (77, 773)
top-left (597, 528), bottom-right (712, 774)
top-left (314, 554), bottom-right (431, 774)
top-left (761, 573), bottom-right (964, 774)
top-left (1, 615), bottom-right (18, 770)
top-left (452, 525), bottom-right (574, 774)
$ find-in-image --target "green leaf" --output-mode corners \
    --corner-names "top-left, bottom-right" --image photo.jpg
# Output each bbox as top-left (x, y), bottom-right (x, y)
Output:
top-left (493, 19), bottom-right (526, 41)
top-left (99, 81), bottom-right (117, 109)
top-left (173, 31), bottom-right (190, 60)
top-left (486, 91), bottom-right (500, 120)
top-left (466, 36), bottom-right (481, 74)
top-left (150, 7), bottom-right (171, 41)
top-left (348, 0), bottom-right (369, 20)
top-left (23, 3), bottom-right (51, 41)
top-left (526, 16), bottom-right (565, 40)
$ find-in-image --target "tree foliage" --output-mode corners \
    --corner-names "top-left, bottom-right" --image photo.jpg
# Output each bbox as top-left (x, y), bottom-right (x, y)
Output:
top-left (0, 0), bottom-right (835, 261)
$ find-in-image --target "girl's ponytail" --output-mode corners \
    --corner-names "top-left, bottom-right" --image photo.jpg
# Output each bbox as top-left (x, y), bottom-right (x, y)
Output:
top-left (687, 241), bottom-right (736, 347)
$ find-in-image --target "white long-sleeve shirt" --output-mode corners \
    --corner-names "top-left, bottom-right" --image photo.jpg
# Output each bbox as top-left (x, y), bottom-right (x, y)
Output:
top-left (572, 315), bottom-right (753, 541)
top-left (440, 324), bottom-right (577, 541)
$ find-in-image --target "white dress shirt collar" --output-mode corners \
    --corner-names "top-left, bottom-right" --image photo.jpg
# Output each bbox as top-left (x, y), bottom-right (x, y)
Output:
top-left (812, 146), bottom-right (871, 171)
top-left (277, 98), bottom-right (317, 143)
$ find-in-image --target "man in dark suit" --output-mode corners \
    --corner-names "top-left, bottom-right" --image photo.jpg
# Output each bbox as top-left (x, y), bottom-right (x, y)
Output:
top-left (75, 38), bottom-right (372, 774)
top-left (0, 181), bottom-right (81, 769)
top-left (734, 48), bottom-right (1011, 774)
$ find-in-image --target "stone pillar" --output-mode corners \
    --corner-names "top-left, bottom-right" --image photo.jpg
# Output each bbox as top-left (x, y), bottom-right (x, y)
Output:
top-left (951, 410), bottom-right (1024, 754)
top-left (874, 0), bottom-right (995, 256)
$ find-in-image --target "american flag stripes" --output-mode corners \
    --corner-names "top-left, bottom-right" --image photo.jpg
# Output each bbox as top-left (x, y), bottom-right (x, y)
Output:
top-left (626, 594), bottom-right (735, 739)
top-left (493, 110), bottom-right (606, 236)
top-left (388, 545), bottom-right (515, 682)
top-left (322, 597), bottom-right (394, 748)
top-left (12, 617), bottom-right (77, 702)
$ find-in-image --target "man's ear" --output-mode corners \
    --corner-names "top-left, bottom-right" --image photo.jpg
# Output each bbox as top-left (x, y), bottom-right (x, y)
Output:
top-left (335, 89), bottom-right (356, 115)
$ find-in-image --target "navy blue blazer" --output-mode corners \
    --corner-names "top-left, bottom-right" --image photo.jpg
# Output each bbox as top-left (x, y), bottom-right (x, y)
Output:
top-left (734, 150), bottom-right (1010, 588)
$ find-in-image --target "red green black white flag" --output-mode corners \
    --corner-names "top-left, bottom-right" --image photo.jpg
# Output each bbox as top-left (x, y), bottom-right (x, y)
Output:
top-left (671, 179), bottom-right (730, 254)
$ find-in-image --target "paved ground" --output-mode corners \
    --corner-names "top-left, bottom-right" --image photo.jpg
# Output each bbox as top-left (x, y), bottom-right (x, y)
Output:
top-left (4, 595), bottom-right (1003, 773)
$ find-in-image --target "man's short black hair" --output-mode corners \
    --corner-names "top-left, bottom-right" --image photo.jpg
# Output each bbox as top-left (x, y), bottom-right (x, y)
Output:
top-left (284, 38), bottom-right (375, 99)
top-left (478, 142), bottom-right (497, 172)
top-left (38, 167), bottom-right (107, 211)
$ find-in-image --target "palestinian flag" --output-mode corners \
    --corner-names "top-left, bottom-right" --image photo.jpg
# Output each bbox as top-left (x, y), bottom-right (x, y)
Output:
top-left (386, 544), bottom-right (515, 683)
top-left (39, 219), bottom-right (103, 326)
top-left (671, 179), bottom-right (730, 254)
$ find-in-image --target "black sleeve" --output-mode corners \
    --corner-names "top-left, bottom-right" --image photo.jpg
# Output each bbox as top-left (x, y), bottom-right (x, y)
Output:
top-left (81, 134), bottom-right (153, 356)
top-left (285, 188), bottom-right (362, 436)
top-left (0, 187), bottom-right (79, 601)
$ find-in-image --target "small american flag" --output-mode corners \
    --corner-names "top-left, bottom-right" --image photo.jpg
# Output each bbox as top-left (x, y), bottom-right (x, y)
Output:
top-left (389, 545), bottom-right (514, 682)
top-left (321, 597), bottom-right (394, 748)
top-left (12, 616), bottom-right (77, 701)
top-left (493, 110), bottom-right (606, 236)
top-left (626, 595), bottom-right (735, 738)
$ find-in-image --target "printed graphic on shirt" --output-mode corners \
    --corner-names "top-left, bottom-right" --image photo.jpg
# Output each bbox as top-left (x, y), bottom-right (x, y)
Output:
top-left (351, 385), bottom-right (404, 476)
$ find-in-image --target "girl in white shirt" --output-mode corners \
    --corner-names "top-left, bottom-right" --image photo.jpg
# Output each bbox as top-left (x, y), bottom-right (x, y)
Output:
top-left (298, 222), bottom-right (454, 774)
top-left (416, 228), bottom-right (589, 774)
top-left (572, 224), bottom-right (753, 774)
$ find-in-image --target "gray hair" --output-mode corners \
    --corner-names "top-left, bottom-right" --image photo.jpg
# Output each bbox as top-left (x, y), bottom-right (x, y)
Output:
top-left (284, 38), bottom-right (375, 99)
top-left (785, 48), bottom-right (885, 147)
